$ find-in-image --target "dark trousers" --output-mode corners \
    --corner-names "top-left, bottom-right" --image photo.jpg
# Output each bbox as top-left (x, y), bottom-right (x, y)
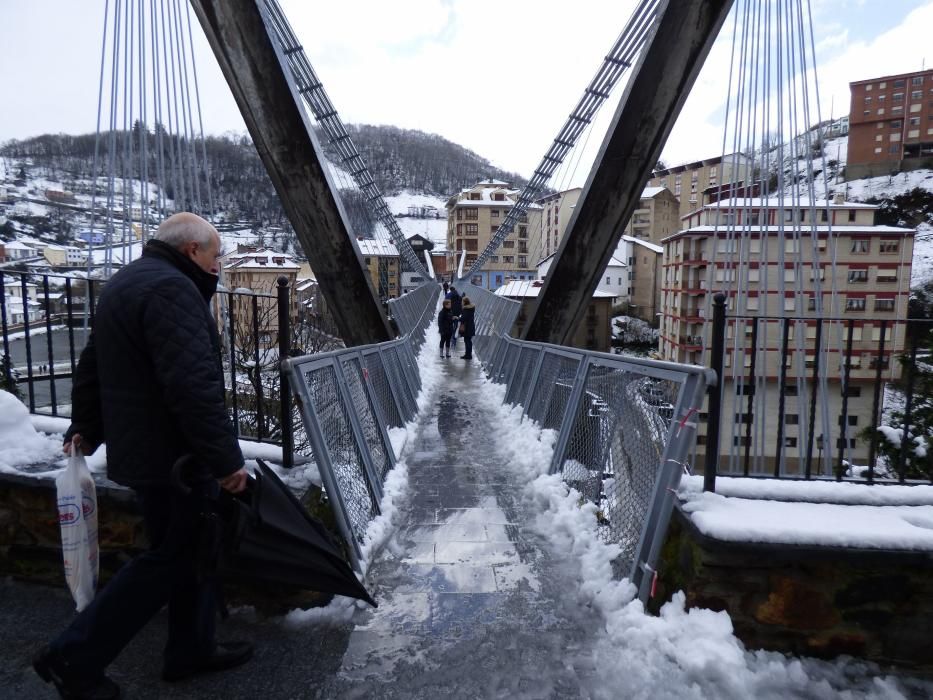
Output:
top-left (464, 336), bottom-right (473, 357)
top-left (50, 483), bottom-right (217, 681)
top-left (439, 333), bottom-right (451, 353)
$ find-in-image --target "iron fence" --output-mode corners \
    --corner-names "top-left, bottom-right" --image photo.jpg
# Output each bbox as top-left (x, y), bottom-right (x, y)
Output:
top-left (285, 283), bottom-right (439, 570)
top-left (478, 326), bottom-right (712, 605)
top-left (0, 269), bottom-right (341, 466)
top-left (704, 292), bottom-right (933, 487)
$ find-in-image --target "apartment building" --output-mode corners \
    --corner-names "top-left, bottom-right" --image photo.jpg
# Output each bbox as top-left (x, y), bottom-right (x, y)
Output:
top-left (621, 187), bottom-right (680, 246)
top-left (445, 179), bottom-right (542, 289)
top-left (538, 187), bottom-right (581, 259)
top-left (357, 238), bottom-right (401, 301)
top-left (660, 196), bottom-right (914, 471)
top-left (620, 236), bottom-right (663, 325)
top-left (218, 248), bottom-right (301, 349)
top-left (648, 154), bottom-right (752, 222)
top-left (496, 280), bottom-right (614, 353)
top-left (847, 68), bottom-right (933, 179)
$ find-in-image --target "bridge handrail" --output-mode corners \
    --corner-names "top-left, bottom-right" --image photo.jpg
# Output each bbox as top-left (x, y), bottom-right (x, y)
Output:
top-left (283, 283), bottom-right (439, 570)
top-left (473, 318), bottom-right (712, 605)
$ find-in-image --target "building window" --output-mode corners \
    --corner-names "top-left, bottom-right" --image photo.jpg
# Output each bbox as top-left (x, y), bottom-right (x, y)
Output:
top-left (889, 144), bottom-right (900, 154)
top-left (503, 255), bottom-right (514, 264)
top-left (851, 239), bottom-right (869, 253)
top-left (847, 269), bottom-right (868, 283)
top-left (879, 239), bottom-right (899, 254)
top-left (503, 240), bottom-right (515, 248)
top-left (876, 269), bottom-right (898, 282)
top-left (469, 193), bottom-right (480, 200)
top-left (518, 256), bottom-right (527, 268)
top-left (785, 437), bottom-right (798, 448)
top-left (606, 276), bottom-right (611, 285)
top-left (845, 385), bottom-right (861, 398)
top-left (911, 90), bottom-right (923, 100)
top-left (874, 298), bottom-right (895, 311)
top-left (845, 297), bottom-right (866, 311)
top-left (893, 92), bottom-right (904, 102)
top-left (464, 207), bottom-right (478, 220)
top-left (894, 79), bottom-right (905, 88)
top-left (465, 224), bottom-right (478, 235)
top-left (518, 226), bottom-right (527, 238)
top-left (491, 209), bottom-right (499, 218)
top-left (912, 76), bottom-right (924, 86)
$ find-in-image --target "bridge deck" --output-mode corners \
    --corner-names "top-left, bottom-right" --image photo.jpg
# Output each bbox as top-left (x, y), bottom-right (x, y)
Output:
top-left (0, 350), bottom-right (605, 698)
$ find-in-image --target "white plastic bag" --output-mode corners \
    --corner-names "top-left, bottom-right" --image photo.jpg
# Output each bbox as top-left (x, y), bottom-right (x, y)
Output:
top-left (55, 443), bottom-right (99, 611)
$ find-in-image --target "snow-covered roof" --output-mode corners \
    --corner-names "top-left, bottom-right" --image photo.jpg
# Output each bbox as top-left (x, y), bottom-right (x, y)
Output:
top-left (662, 224), bottom-right (915, 243)
top-left (641, 186), bottom-right (668, 199)
top-left (621, 235), bottom-right (664, 254)
top-left (224, 249), bottom-right (300, 271)
top-left (5, 241), bottom-right (37, 251)
top-left (356, 238), bottom-right (398, 257)
top-left (700, 197), bottom-right (877, 210)
top-left (495, 280), bottom-right (616, 299)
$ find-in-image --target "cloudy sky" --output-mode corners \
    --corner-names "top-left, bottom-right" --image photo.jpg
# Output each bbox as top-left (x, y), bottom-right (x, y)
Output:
top-left (1, 1), bottom-right (931, 180)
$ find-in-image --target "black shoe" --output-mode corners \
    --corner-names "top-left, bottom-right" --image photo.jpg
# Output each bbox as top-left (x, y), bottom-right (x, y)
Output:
top-left (162, 641), bottom-right (253, 682)
top-left (460, 355), bottom-right (472, 359)
top-left (33, 646), bottom-right (120, 700)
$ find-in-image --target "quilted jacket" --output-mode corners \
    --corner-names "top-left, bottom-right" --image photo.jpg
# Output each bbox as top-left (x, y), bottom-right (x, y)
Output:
top-left (65, 240), bottom-right (244, 487)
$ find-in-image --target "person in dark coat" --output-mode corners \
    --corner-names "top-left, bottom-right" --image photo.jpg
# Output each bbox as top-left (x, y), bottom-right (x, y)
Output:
top-left (34, 213), bottom-right (252, 699)
top-left (459, 296), bottom-right (476, 360)
top-left (447, 285), bottom-right (462, 348)
top-left (438, 298), bottom-right (453, 358)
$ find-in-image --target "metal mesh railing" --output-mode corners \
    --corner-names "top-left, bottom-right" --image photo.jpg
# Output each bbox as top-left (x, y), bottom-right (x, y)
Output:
top-left (482, 333), bottom-right (713, 604)
top-left (284, 295), bottom-right (436, 570)
top-left (387, 282), bottom-right (440, 350)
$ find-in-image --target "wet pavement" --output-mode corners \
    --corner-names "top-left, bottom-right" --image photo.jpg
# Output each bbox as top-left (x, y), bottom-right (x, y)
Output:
top-left (1, 352), bottom-right (604, 699)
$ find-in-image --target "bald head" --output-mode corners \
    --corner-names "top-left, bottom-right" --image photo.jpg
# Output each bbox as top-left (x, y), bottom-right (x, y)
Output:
top-left (156, 212), bottom-right (221, 275)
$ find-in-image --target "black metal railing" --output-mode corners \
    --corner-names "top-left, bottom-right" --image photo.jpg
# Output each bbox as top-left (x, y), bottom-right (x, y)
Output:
top-left (1, 269), bottom-right (343, 469)
top-left (704, 297), bottom-right (933, 489)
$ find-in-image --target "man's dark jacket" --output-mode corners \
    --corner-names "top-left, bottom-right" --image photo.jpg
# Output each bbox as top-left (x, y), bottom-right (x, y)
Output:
top-left (66, 240), bottom-right (243, 487)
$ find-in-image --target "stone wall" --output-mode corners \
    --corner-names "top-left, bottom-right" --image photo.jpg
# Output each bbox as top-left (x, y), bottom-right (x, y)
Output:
top-left (0, 471), bottom-right (335, 613)
top-left (653, 505), bottom-right (933, 671)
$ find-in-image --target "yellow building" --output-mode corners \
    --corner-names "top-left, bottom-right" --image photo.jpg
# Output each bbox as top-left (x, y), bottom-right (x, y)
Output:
top-left (648, 153), bottom-right (753, 222)
top-left (357, 238), bottom-right (401, 301)
top-left (446, 179), bottom-right (542, 289)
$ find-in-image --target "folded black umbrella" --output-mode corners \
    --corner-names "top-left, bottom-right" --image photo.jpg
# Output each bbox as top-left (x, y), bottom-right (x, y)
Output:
top-left (174, 456), bottom-right (376, 607)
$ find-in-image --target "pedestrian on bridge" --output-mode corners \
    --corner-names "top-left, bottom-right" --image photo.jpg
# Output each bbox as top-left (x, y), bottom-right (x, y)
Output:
top-left (447, 285), bottom-right (462, 348)
top-left (33, 212), bottom-right (253, 700)
top-left (459, 297), bottom-right (476, 360)
top-left (438, 298), bottom-right (453, 358)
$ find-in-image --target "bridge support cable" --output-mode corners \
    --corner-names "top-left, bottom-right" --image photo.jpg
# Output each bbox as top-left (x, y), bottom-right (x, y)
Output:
top-left (261, 0), bottom-right (429, 280)
top-left (703, 0), bottom-right (856, 477)
top-left (86, 0), bottom-right (216, 281)
top-left (188, 0), bottom-right (393, 346)
top-left (464, 0), bottom-right (662, 279)
top-left (523, 0), bottom-right (735, 345)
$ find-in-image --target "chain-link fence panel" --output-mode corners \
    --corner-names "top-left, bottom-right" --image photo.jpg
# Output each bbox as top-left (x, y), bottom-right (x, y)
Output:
top-left (300, 362), bottom-right (380, 563)
top-left (505, 346), bottom-right (541, 406)
top-left (381, 346), bottom-right (418, 422)
top-left (360, 349), bottom-right (403, 429)
top-left (526, 352), bottom-right (581, 431)
top-left (341, 355), bottom-right (393, 485)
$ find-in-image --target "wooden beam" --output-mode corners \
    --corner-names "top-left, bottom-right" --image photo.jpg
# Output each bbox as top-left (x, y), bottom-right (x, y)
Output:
top-left (523, 0), bottom-right (734, 345)
top-left (188, 0), bottom-right (392, 345)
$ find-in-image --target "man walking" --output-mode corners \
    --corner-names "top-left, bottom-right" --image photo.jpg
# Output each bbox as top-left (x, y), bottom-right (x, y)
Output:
top-left (34, 213), bottom-right (252, 699)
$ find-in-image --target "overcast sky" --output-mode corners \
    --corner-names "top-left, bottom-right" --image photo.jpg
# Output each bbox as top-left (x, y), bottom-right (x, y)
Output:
top-left (1, 1), bottom-right (931, 181)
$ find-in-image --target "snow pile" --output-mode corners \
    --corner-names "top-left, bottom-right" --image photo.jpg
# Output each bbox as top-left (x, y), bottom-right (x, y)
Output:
top-left (0, 391), bottom-right (69, 473)
top-left (471, 377), bottom-right (917, 698)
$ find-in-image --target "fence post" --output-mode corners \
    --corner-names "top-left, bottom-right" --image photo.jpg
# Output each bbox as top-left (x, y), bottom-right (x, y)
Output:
top-left (277, 276), bottom-right (294, 469)
top-left (704, 293), bottom-right (726, 493)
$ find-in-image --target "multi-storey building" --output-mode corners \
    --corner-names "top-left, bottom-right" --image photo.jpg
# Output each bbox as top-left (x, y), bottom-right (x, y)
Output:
top-left (847, 68), bottom-right (933, 179)
top-left (648, 154), bottom-right (752, 222)
top-left (445, 179), bottom-right (542, 289)
top-left (218, 248), bottom-right (301, 349)
top-left (620, 236), bottom-right (663, 325)
top-left (660, 196), bottom-right (914, 472)
top-left (621, 187), bottom-right (680, 246)
top-left (538, 187), bottom-right (581, 259)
